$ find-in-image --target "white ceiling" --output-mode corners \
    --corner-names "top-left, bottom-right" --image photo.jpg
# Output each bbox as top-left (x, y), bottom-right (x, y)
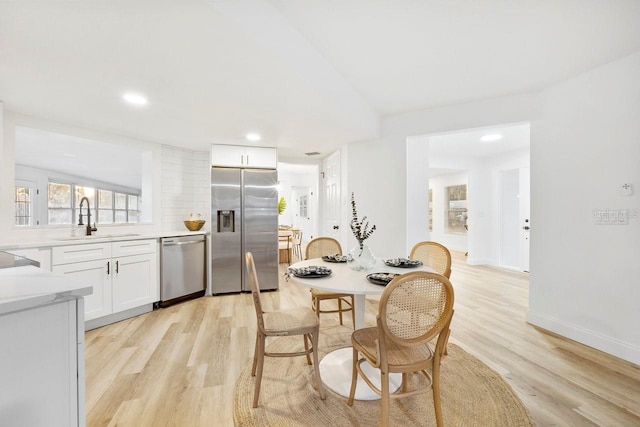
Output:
top-left (426, 122), bottom-right (530, 177)
top-left (1, 1), bottom-right (639, 159)
top-left (14, 126), bottom-right (145, 189)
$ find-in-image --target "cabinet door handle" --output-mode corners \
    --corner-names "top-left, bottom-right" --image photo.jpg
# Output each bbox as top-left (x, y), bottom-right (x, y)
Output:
top-left (116, 260), bottom-right (119, 274)
top-left (106, 261), bottom-right (110, 275)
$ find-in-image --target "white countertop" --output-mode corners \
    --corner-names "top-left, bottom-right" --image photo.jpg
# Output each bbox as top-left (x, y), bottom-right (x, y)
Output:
top-left (0, 265), bottom-right (93, 316)
top-left (0, 230), bottom-right (208, 251)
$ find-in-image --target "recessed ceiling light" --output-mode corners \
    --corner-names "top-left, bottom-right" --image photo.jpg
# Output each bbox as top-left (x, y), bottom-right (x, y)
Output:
top-left (480, 134), bottom-right (503, 142)
top-left (245, 133), bottom-right (261, 142)
top-left (123, 92), bottom-right (148, 106)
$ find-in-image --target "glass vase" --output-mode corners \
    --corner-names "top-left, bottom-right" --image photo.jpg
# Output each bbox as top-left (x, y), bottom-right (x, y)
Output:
top-left (347, 244), bottom-right (376, 271)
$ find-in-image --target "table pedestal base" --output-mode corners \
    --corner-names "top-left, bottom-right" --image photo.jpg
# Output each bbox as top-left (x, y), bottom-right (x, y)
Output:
top-left (319, 347), bottom-right (401, 400)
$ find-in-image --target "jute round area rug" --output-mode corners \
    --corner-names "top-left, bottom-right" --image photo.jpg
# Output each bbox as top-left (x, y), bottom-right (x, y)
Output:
top-left (234, 325), bottom-right (534, 426)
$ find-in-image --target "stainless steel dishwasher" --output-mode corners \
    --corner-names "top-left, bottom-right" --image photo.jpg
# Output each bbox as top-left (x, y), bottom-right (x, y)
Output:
top-left (159, 234), bottom-right (206, 307)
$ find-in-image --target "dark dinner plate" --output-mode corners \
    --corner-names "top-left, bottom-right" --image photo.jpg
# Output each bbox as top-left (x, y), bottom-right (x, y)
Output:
top-left (288, 266), bottom-right (332, 278)
top-left (366, 272), bottom-right (400, 286)
top-left (384, 258), bottom-right (423, 268)
top-left (322, 254), bottom-right (348, 263)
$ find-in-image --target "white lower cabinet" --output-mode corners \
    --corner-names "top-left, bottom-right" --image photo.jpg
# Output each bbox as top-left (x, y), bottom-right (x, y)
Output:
top-left (52, 240), bottom-right (158, 323)
top-left (0, 298), bottom-right (85, 427)
top-left (112, 253), bottom-right (157, 313)
top-left (53, 259), bottom-right (112, 320)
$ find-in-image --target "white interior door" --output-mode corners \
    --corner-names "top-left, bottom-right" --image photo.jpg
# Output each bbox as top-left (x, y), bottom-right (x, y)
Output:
top-left (500, 169), bottom-right (520, 269)
top-left (322, 151), bottom-right (341, 240)
top-left (292, 186), bottom-right (312, 240)
top-left (519, 167), bottom-right (531, 272)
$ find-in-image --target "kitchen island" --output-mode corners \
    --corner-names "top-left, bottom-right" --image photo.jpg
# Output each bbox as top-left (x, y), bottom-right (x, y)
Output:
top-left (0, 254), bottom-right (92, 427)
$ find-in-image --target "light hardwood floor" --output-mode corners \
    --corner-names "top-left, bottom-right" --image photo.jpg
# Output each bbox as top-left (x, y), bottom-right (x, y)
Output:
top-left (85, 252), bottom-right (640, 426)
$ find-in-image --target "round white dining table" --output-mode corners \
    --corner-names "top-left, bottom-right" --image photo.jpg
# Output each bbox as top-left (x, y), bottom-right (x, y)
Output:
top-left (287, 257), bottom-right (435, 400)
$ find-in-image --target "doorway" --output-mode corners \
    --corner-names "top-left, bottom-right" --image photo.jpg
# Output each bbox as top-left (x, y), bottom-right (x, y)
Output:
top-left (408, 122), bottom-right (530, 269)
top-left (276, 162), bottom-right (320, 245)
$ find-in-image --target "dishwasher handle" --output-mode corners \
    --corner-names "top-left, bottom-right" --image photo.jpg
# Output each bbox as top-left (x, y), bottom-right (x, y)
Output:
top-left (162, 240), bottom-right (204, 247)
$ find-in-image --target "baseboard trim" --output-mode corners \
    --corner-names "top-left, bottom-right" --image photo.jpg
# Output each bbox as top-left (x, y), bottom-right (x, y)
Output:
top-left (85, 304), bottom-right (154, 331)
top-left (527, 310), bottom-right (640, 366)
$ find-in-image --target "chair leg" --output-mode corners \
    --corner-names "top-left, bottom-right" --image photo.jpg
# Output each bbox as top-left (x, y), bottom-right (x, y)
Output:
top-left (303, 333), bottom-right (312, 365)
top-left (347, 347), bottom-right (358, 406)
top-left (251, 332), bottom-right (260, 377)
top-left (432, 358), bottom-right (444, 427)
top-left (310, 329), bottom-right (326, 400)
top-left (314, 296), bottom-right (320, 318)
top-left (380, 368), bottom-right (390, 427)
top-left (253, 333), bottom-right (266, 408)
top-left (337, 298), bottom-right (344, 325)
top-left (350, 296), bottom-right (356, 329)
top-left (443, 328), bottom-right (451, 356)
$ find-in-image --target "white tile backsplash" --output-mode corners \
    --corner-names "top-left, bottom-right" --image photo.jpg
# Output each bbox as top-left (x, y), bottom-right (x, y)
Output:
top-left (161, 145), bottom-right (210, 230)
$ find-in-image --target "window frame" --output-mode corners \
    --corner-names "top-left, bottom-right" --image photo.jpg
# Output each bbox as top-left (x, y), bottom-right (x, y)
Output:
top-left (46, 180), bottom-right (140, 226)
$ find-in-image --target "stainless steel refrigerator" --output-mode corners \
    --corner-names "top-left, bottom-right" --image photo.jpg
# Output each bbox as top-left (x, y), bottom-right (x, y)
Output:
top-left (211, 167), bottom-right (278, 293)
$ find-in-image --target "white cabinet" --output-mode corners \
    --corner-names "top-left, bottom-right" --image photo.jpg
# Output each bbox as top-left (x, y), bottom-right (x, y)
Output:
top-left (52, 239), bottom-right (158, 323)
top-left (53, 259), bottom-right (111, 320)
top-left (112, 252), bottom-right (156, 313)
top-left (211, 144), bottom-right (277, 168)
top-left (0, 298), bottom-right (85, 427)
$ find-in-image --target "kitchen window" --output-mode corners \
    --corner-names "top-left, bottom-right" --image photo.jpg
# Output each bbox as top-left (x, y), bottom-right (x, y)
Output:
top-left (15, 182), bottom-right (36, 226)
top-left (446, 184), bottom-right (468, 234)
top-left (47, 181), bottom-right (139, 225)
top-left (48, 182), bottom-right (73, 224)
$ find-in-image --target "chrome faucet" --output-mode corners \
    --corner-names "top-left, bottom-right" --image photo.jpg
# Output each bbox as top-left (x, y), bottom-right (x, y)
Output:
top-left (78, 196), bottom-right (97, 236)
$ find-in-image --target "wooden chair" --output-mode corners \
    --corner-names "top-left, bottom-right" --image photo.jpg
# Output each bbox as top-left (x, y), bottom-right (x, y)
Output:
top-left (306, 237), bottom-right (355, 328)
top-left (290, 228), bottom-right (303, 262)
top-left (409, 241), bottom-right (452, 279)
top-left (278, 231), bottom-right (292, 264)
top-left (245, 252), bottom-right (326, 407)
top-left (347, 271), bottom-right (455, 427)
top-left (409, 241), bottom-right (453, 354)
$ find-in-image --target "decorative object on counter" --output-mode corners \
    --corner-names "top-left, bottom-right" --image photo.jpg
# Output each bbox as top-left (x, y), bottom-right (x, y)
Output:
top-left (383, 258), bottom-right (423, 268)
top-left (347, 193), bottom-right (376, 271)
top-left (184, 213), bottom-right (206, 231)
top-left (278, 197), bottom-right (287, 215)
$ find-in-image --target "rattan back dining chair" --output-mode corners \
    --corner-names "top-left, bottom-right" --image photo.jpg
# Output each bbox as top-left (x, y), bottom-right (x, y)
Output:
top-left (246, 252), bottom-right (326, 407)
top-left (305, 237), bottom-right (355, 328)
top-left (409, 241), bottom-right (452, 279)
top-left (347, 271), bottom-right (455, 427)
top-left (409, 241), bottom-right (453, 355)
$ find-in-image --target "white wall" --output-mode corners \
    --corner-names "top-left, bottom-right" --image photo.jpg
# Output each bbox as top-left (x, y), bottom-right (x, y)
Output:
top-left (347, 92), bottom-right (540, 260)
top-left (428, 172), bottom-right (468, 253)
top-left (528, 51), bottom-right (640, 364)
top-left (0, 111), bottom-right (210, 244)
top-left (344, 52), bottom-right (640, 364)
top-left (160, 146), bottom-right (210, 231)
